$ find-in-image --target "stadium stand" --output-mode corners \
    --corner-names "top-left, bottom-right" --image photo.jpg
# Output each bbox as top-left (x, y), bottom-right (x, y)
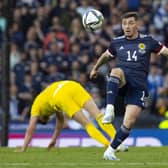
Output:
top-left (0, 0), bottom-right (168, 128)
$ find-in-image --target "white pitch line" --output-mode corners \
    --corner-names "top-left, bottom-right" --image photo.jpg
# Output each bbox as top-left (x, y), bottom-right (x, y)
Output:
top-left (0, 163), bottom-right (30, 166)
top-left (1, 162), bottom-right (168, 167)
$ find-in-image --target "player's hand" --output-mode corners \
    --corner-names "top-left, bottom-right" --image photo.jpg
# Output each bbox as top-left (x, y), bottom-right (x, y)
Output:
top-left (90, 69), bottom-right (98, 79)
top-left (47, 140), bottom-right (56, 151)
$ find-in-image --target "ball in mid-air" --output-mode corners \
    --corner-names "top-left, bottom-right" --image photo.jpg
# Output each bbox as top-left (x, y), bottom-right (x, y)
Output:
top-left (82, 9), bottom-right (104, 31)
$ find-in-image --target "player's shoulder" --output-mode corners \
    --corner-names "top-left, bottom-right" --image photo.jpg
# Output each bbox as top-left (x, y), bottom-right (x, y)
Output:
top-left (112, 35), bottom-right (126, 41)
top-left (111, 35), bottom-right (127, 45)
top-left (139, 33), bottom-right (154, 40)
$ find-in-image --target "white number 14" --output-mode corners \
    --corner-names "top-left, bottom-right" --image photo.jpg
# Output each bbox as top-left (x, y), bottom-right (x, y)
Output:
top-left (127, 50), bottom-right (137, 61)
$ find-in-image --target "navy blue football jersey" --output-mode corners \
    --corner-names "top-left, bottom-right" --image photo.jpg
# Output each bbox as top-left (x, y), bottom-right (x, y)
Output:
top-left (108, 34), bottom-right (163, 89)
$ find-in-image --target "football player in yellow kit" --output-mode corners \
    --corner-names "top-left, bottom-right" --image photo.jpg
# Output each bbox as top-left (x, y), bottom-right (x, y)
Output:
top-left (19, 80), bottom-right (127, 152)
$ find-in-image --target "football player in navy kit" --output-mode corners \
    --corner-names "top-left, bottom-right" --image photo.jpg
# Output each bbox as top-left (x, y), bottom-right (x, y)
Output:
top-left (90, 12), bottom-right (168, 160)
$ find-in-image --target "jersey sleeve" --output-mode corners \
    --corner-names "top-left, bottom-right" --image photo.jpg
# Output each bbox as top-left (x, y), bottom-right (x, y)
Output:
top-left (150, 37), bottom-right (164, 54)
top-left (31, 97), bottom-right (40, 116)
top-left (108, 41), bottom-right (117, 56)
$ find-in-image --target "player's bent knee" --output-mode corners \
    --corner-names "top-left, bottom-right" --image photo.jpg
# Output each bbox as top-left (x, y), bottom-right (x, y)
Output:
top-left (110, 68), bottom-right (126, 86)
top-left (110, 68), bottom-right (124, 78)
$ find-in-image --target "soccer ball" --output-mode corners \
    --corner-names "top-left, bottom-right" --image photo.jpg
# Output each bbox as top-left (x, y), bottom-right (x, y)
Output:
top-left (82, 9), bottom-right (104, 31)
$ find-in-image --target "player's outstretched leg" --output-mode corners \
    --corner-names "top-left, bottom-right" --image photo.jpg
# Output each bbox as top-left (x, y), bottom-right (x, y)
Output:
top-left (96, 113), bottom-right (128, 152)
top-left (103, 146), bottom-right (119, 160)
top-left (103, 124), bottom-right (130, 160)
top-left (102, 75), bottom-right (120, 124)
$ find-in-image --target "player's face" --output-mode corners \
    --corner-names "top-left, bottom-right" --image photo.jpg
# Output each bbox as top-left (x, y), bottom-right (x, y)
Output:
top-left (122, 17), bottom-right (138, 38)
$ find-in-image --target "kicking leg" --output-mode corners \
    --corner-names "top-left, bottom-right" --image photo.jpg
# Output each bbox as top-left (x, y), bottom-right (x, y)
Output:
top-left (103, 105), bottom-right (142, 160)
top-left (103, 68), bottom-right (126, 124)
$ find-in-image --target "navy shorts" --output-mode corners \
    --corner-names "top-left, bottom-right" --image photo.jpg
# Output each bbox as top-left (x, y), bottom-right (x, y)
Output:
top-left (117, 67), bottom-right (148, 108)
top-left (118, 83), bottom-right (148, 109)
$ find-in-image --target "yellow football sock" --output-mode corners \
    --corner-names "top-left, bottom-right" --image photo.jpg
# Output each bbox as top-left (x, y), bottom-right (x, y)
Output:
top-left (85, 122), bottom-right (110, 146)
top-left (96, 113), bottom-right (116, 139)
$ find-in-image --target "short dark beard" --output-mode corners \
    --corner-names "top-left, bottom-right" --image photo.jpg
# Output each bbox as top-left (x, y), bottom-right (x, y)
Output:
top-left (125, 34), bottom-right (132, 38)
top-left (125, 32), bottom-right (138, 39)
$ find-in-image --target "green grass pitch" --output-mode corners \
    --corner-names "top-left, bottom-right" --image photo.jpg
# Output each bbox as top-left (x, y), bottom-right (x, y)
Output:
top-left (0, 147), bottom-right (168, 168)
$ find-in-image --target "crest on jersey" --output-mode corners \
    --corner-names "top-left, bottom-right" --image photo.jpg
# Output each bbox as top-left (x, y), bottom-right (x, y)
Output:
top-left (138, 43), bottom-right (146, 54)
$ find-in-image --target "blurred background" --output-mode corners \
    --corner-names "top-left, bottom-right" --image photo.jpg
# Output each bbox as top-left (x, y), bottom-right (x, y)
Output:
top-left (0, 0), bottom-right (168, 147)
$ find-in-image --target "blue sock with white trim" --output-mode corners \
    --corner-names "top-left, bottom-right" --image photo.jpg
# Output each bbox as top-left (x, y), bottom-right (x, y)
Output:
top-left (110, 125), bottom-right (130, 149)
top-left (106, 76), bottom-right (120, 105)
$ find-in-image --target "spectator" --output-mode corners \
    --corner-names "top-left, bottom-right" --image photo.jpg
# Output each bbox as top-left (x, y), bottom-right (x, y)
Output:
top-left (149, 25), bottom-right (164, 43)
top-left (0, 11), bottom-right (7, 32)
top-left (69, 42), bottom-right (81, 63)
top-left (10, 84), bottom-right (20, 121)
top-left (18, 73), bottom-right (33, 121)
top-left (20, 4), bottom-right (35, 34)
top-left (43, 21), bottom-right (70, 55)
top-left (78, 52), bottom-right (90, 72)
top-left (10, 43), bottom-right (21, 70)
top-left (9, 22), bottom-right (24, 48)
top-left (44, 64), bottom-right (65, 86)
top-left (90, 87), bottom-right (105, 109)
top-left (30, 61), bottom-right (44, 94)
top-left (43, 41), bottom-right (65, 69)
top-left (147, 63), bottom-right (164, 114)
top-left (13, 51), bottom-right (30, 87)
top-left (28, 46), bottom-right (38, 62)
top-left (24, 26), bottom-right (39, 52)
top-left (77, 72), bottom-right (94, 92)
top-left (69, 17), bottom-right (83, 44)
top-left (63, 0), bottom-right (81, 28)
top-left (76, 0), bottom-right (93, 17)
top-left (71, 60), bottom-right (81, 81)
top-left (13, 7), bottom-right (22, 23)
top-left (154, 1), bottom-right (168, 30)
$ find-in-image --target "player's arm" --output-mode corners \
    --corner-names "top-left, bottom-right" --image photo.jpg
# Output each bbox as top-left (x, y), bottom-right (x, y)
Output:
top-left (47, 111), bottom-right (64, 150)
top-left (150, 37), bottom-right (168, 57)
top-left (158, 46), bottom-right (168, 57)
top-left (90, 50), bottom-right (114, 79)
top-left (19, 116), bottom-right (38, 152)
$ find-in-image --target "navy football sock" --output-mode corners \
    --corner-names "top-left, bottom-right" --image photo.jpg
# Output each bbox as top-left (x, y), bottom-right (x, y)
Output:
top-left (111, 125), bottom-right (130, 149)
top-left (106, 76), bottom-right (120, 105)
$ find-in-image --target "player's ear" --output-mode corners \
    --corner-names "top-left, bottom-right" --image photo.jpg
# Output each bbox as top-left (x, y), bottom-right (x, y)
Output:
top-left (136, 20), bottom-right (141, 30)
top-left (121, 22), bottom-right (125, 31)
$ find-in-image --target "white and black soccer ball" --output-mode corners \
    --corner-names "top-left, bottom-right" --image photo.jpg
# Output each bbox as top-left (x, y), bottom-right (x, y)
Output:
top-left (82, 9), bottom-right (104, 31)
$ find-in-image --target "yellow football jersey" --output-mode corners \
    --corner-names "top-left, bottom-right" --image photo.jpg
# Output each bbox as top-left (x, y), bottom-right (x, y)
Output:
top-left (31, 80), bottom-right (91, 118)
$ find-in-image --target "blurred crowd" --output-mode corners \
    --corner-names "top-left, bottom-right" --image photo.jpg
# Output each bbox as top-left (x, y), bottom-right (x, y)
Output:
top-left (0, 0), bottom-right (168, 124)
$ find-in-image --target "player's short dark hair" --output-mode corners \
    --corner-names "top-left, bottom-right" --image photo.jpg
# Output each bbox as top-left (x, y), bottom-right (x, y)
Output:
top-left (37, 116), bottom-right (49, 125)
top-left (37, 119), bottom-right (47, 125)
top-left (121, 12), bottom-right (139, 21)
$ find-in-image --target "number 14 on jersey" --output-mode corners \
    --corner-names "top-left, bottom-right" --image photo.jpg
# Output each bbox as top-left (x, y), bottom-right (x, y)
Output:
top-left (127, 50), bottom-right (137, 61)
